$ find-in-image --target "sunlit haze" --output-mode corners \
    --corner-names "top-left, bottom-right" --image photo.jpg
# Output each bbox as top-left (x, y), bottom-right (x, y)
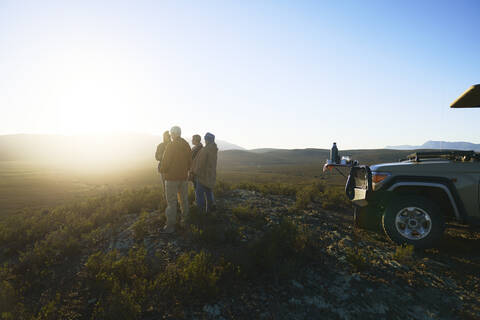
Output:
top-left (1, 1), bottom-right (480, 150)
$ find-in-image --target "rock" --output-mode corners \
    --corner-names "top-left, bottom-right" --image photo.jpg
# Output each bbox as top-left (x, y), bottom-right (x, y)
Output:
top-left (369, 302), bottom-right (389, 314)
top-left (331, 230), bottom-right (341, 239)
top-left (292, 280), bottom-right (304, 289)
top-left (338, 237), bottom-right (353, 248)
top-left (303, 295), bottom-right (330, 309)
top-left (203, 304), bottom-right (221, 317)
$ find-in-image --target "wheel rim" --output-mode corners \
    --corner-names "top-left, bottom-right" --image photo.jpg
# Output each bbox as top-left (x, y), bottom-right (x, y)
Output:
top-left (394, 206), bottom-right (432, 240)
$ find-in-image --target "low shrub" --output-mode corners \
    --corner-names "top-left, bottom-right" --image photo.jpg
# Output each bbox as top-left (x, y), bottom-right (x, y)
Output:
top-left (393, 244), bottom-right (415, 265)
top-left (85, 246), bottom-right (150, 319)
top-left (214, 180), bottom-right (232, 198)
top-left (132, 212), bottom-right (149, 241)
top-left (0, 279), bottom-right (17, 317)
top-left (91, 284), bottom-right (143, 320)
top-left (154, 250), bottom-right (238, 304)
top-left (320, 187), bottom-right (350, 210)
top-left (231, 205), bottom-right (266, 229)
top-left (344, 246), bottom-right (374, 272)
top-left (295, 183), bottom-right (350, 210)
top-left (186, 211), bottom-right (234, 245)
top-left (245, 218), bottom-right (311, 280)
top-left (296, 183), bottom-right (323, 209)
top-left (35, 293), bottom-right (62, 320)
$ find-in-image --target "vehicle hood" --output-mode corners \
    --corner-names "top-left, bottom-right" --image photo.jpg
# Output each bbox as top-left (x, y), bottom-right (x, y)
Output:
top-left (371, 161), bottom-right (452, 173)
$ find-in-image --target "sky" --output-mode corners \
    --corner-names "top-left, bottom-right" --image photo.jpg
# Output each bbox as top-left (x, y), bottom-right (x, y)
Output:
top-left (1, 0), bottom-right (479, 150)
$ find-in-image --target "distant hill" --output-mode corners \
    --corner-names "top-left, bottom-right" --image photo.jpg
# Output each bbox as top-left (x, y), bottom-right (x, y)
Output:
top-left (1, 134), bottom-right (434, 173)
top-left (0, 134), bottom-right (244, 164)
top-left (219, 148), bottom-right (414, 169)
top-left (386, 140), bottom-right (480, 151)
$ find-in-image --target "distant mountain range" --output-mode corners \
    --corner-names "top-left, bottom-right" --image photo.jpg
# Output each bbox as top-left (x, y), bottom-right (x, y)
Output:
top-left (386, 140), bottom-right (480, 152)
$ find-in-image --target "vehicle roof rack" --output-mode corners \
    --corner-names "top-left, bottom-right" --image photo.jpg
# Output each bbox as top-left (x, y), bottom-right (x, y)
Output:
top-left (406, 150), bottom-right (479, 162)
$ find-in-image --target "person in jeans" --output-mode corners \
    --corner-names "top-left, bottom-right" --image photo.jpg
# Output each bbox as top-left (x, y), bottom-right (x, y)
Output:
top-left (192, 132), bottom-right (218, 213)
top-left (189, 134), bottom-right (203, 189)
top-left (155, 130), bottom-right (171, 199)
top-left (159, 126), bottom-right (192, 233)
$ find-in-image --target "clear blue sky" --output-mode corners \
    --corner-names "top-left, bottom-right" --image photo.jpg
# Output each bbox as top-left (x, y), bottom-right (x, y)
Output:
top-left (1, 0), bottom-right (479, 149)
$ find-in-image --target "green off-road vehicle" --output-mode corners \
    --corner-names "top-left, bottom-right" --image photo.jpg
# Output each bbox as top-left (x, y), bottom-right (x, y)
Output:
top-left (329, 84), bottom-right (480, 248)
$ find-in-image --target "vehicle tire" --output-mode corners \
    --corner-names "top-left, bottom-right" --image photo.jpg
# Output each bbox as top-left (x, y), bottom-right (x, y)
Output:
top-left (382, 195), bottom-right (445, 248)
top-left (354, 206), bottom-right (381, 231)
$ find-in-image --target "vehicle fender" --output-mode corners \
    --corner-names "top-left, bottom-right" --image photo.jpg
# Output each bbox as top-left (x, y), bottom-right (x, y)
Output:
top-left (386, 181), bottom-right (463, 221)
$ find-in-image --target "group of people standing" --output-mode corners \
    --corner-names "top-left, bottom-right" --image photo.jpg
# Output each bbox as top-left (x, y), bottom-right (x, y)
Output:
top-left (155, 126), bottom-right (218, 233)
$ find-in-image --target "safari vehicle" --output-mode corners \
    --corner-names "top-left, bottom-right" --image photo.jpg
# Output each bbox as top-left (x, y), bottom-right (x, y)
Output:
top-left (327, 84), bottom-right (480, 248)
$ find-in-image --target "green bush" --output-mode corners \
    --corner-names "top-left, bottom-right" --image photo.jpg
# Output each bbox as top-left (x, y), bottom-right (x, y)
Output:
top-left (155, 251), bottom-right (237, 302)
top-left (320, 187), bottom-right (350, 210)
top-left (85, 246), bottom-right (150, 319)
top-left (295, 183), bottom-right (350, 210)
top-left (35, 293), bottom-right (62, 320)
top-left (214, 180), bottom-right (232, 197)
top-left (17, 227), bottom-right (81, 283)
top-left (393, 244), bottom-right (415, 265)
top-left (246, 218), bottom-right (311, 279)
top-left (91, 284), bottom-right (142, 320)
top-left (231, 205), bottom-right (266, 229)
top-left (186, 218), bottom-right (232, 245)
top-left (344, 246), bottom-right (374, 272)
top-left (132, 212), bottom-right (149, 241)
top-left (0, 185), bottom-right (238, 318)
top-left (295, 183), bottom-right (324, 209)
top-left (0, 279), bottom-right (17, 316)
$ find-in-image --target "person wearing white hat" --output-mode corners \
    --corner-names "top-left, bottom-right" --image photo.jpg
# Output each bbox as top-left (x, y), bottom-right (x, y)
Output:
top-left (159, 126), bottom-right (192, 233)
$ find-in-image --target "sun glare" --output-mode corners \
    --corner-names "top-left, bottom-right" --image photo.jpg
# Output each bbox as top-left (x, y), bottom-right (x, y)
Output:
top-left (47, 50), bottom-right (149, 134)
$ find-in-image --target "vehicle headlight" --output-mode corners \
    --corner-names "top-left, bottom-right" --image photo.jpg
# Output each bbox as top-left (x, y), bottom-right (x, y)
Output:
top-left (371, 172), bottom-right (391, 191)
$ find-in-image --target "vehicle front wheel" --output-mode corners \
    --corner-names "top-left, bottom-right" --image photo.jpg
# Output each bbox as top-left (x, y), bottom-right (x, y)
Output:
top-left (382, 195), bottom-right (445, 248)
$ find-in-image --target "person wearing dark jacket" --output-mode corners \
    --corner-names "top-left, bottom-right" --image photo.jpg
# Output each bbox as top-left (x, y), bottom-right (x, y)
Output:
top-left (159, 126), bottom-right (192, 233)
top-left (191, 134), bottom-right (203, 160)
top-left (191, 132), bottom-right (218, 213)
top-left (189, 134), bottom-right (203, 188)
top-left (155, 130), bottom-right (171, 197)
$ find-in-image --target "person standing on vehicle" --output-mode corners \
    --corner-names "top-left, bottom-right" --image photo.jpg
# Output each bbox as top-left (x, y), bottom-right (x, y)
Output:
top-left (192, 132), bottom-right (218, 213)
top-left (155, 130), bottom-right (171, 198)
top-left (159, 126), bottom-right (192, 233)
top-left (189, 134), bottom-right (203, 189)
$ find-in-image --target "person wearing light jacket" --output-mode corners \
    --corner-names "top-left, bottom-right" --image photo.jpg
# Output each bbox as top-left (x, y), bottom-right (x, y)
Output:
top-left (192, 132), bottom-right (218, 213)
top-left (159, 126), bottom-right (192, 233)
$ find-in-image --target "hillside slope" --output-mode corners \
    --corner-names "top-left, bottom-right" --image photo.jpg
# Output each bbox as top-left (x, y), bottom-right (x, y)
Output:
top-left (0, 185), bottom-right (478, 319)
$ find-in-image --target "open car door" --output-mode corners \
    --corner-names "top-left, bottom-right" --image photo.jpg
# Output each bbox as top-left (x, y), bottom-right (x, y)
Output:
top-left (451, 84), bottom-right (480, 108)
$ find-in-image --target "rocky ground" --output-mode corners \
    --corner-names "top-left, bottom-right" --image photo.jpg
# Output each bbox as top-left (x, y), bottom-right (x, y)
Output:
top-left (104, 189), bottom-right (479, 320)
